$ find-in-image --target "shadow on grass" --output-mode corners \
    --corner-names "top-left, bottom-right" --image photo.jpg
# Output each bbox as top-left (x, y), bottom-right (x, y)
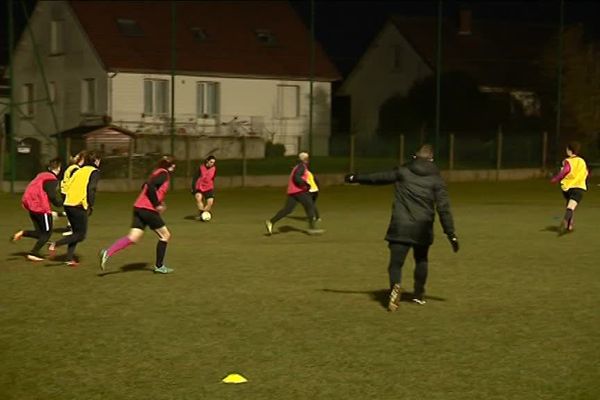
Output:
top-left (98, 262), bottom-right (150, 277)
top-left (184, 215), bottom-right (200, 221)
top-left (321, 288), bottom-right (446, 310)
top-left (541, 225), bottom-right (574, 237)
top-left (7, 251), bottom-right (29, 261)
top-left (541, 225), bottom-right (560, 233)
top-left (264, 225), bottom-right (311, 236)
top-left (287, 216), bottom-right (310, 222)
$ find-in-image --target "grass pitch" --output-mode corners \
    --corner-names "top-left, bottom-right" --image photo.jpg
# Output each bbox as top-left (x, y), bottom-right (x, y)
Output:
top-left (1, 180), bottom-right (599, 399)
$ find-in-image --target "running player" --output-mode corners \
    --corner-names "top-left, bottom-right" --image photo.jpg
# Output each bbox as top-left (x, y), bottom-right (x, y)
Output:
top-left (550, 141), bottom-right (588, 234)
top-left (60, 151), bottom-right (86, 236)
top-left (11, 158), bottom-right (63, 261)
top-left (99, 155), bottom-right (176, 274)
top-left (48, 151), bottom-right (101, 266)
top-left (191, 155), bottom-right (217, 220)
top-left (265, 152), bottom-right (322, 235)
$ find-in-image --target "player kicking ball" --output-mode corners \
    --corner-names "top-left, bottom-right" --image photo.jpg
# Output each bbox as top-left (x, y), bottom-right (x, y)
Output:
top-left (191, 156), bottom-right (217, 222)
top-left (99, 156), bottom-right (176, 274)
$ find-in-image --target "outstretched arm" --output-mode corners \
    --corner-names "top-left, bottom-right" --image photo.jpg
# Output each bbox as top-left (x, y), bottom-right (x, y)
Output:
top-left (346, 168), bottom-right (401, 185)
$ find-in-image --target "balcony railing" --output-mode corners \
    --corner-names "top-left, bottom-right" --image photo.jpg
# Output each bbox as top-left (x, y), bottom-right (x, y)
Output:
top-left (110, 113), bottom-right (273, 137)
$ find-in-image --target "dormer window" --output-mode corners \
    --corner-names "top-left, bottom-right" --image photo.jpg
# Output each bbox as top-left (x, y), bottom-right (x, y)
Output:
top-left (255, 29), bottom-right (276, 45)
top-left (117, 18), bottom-right (144, 37)
top-left (191, 27), bottom-right (208, 42)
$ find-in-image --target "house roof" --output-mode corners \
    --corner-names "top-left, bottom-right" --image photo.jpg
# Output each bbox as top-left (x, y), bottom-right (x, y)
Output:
top-left (68, 0), bottom-right (340, 81)
top-left (390, 16), bottom-right (556, 90)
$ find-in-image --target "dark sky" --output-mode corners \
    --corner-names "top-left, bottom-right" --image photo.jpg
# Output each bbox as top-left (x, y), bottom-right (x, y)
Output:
top-left (3, 0), bottom-right (600, 75)
top-left (290, 0), bottom-right (600, 77)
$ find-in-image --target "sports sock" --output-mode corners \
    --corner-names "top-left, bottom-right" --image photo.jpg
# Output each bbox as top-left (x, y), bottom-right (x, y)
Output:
top-left (564, 208), bottom-right (574, 225)
top-left (107, 236), bottom-right (134, 257)
top-left (156, 240), bottom-right (168, 267)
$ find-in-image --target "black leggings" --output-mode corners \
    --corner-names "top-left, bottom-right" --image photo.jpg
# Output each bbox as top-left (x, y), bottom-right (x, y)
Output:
top-left (388, 242), bottom-right (430, 295)
top-left (54, 206), bottom-right (88, 261)
top-left (270, 192), bottom-right (316, 228)
top-left (22, 212), bottom-right (53, 255)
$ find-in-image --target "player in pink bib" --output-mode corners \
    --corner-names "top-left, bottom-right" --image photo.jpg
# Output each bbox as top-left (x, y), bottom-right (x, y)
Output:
top-left (191, 155), bottom-right (217, 221)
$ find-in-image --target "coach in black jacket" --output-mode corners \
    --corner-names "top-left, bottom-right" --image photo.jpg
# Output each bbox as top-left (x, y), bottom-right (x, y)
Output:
top-left (345, 144), bottom-right (459, 312)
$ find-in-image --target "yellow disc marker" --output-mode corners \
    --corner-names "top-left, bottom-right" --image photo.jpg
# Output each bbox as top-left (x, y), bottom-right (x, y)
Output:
top-left (222, 373), bottom-right (248, 384)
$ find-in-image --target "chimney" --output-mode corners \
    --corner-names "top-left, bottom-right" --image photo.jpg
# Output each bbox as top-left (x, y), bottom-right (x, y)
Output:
top-left (458, 8), bottom-right (472, 35)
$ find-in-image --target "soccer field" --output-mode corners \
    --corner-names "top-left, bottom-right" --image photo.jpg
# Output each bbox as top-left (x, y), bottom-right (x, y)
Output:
top-left (1, 180), bottom-right (598, 400)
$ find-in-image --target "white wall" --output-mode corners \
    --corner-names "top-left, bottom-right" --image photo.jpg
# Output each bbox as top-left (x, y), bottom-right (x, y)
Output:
top-left (338, 22), bottom-right (432, 138)
top-left (110, 73), bottom-right (332, 156)
top-left (11, 0), bottom-right (334, 159)
top-left (12, 0), bottom-right (107, 161)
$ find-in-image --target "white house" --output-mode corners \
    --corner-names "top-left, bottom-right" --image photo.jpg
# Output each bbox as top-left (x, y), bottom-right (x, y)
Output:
top-left (10, 0), bottom-right (340, 161)
top-left (337, 11), bottom-right (554, 140)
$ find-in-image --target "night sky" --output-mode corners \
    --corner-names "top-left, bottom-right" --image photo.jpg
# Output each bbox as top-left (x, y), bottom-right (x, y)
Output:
top-left (290, 0), bottom-right (600, 77)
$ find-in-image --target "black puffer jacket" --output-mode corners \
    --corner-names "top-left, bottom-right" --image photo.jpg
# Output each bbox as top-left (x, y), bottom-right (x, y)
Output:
top-left (354, 158), bottom-right (455, 245)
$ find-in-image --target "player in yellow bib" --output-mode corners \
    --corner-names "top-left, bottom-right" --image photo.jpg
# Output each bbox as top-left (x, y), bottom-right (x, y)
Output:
top-left (550, 141), bottom-right (588, 234)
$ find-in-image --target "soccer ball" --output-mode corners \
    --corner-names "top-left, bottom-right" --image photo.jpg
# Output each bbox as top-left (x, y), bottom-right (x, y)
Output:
top-left (200, 211), bottom-right (212, 222)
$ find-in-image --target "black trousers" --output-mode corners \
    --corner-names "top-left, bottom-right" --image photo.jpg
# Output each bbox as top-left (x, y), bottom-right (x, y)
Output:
top-left (270, 192), bottom-right (316, 228)
top-left (54, 206), bottom-right (88, 260)
top-left (311, 191), bottom-right (320, 220)
top-left (22, 212), bottom-right (53, 255)
top-left (388, 242), bottom-right (430, 296)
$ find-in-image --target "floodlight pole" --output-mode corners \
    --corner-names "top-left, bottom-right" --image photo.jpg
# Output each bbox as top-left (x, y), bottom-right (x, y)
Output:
top-left (170, 1), bottom-right (176, 157)
top-left (554, 0), bottom-right (564, 156)
top-left (8, 0), bottom-right (16, 193)
top-left (434, 0), bottom-right (442, 157)
top-left (308, 0), bottom-right (315, 155)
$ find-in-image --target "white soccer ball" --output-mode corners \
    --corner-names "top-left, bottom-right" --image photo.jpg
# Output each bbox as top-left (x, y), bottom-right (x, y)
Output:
top-left (200, 211), bottom-right (212, 222)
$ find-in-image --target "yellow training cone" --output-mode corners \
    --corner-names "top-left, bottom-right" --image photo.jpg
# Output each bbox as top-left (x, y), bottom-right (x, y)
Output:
top-left (222, 373), bottom-right (248, 384)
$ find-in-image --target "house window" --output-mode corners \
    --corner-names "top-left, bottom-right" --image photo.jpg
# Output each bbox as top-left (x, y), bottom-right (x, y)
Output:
top-left (48, 81), bottom-right (56, 103)
top-left (117, 18), bottom-right (144, 37)
top-left (392, 45), bottom-right (403, 71)
top-left (255, 29), bottom-right (276, 45)
top-left (276, 85), bottom-right (299, 119)
top-left (144, 79), bottom-right (169, 116)
top-left (50, 20), bottom-right (64, 55)
top-left (196, 82), bottom-right (219, 117)
top-left (21, 83), bottom-right (35, 117)
top-left (81, 78), bottom-right (96, 113)
top-left (191, 27), bottom-right (208, 42)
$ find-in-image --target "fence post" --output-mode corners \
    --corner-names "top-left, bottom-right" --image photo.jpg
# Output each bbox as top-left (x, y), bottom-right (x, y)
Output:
top-left (241, 135), bottom-right (247, 187)
top-left (449, 133), bottom-right (455, 171)
top-left (349, 134), bottom-right (355, 173)
top-left (542, 130), bottom-right (548, 173)
top-left (128, 138), bottom-right (134, 190)
top-left (399, 134), bottom-right (405, 165)
top-left (185, 134), bottom-right (191, 179)
top-left (0, 131), bottom-right (4, 191)
top-left (496, 125), bottom-right (503, 181)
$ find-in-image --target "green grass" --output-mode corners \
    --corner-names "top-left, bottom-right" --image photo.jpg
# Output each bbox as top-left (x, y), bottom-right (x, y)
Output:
top-left (1, 181), bottom-right (599, 399)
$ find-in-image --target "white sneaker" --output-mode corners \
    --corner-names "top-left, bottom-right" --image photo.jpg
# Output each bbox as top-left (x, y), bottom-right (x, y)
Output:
top-left (153, 265), bottom-right (174, 274)
top-left (265, 220), bottom-right (273, 235)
